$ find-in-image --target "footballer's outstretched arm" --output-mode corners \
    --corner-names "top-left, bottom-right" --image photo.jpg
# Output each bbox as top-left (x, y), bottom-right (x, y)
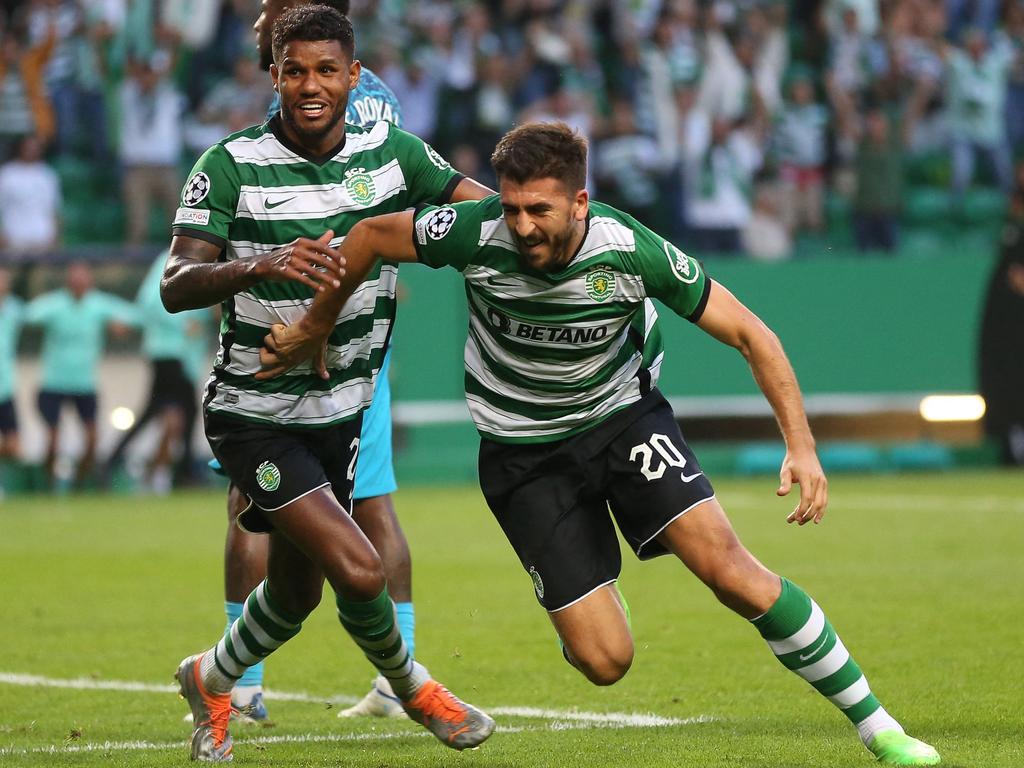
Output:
top-left (161, 232), bottom-right (343, 313)
top-left (257, 211), bottom-right (418, 379)
top-left (695, 280), bottom-right (828, 525)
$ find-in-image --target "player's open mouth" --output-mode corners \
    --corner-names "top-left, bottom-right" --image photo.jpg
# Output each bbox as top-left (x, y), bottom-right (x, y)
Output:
top-left (297, 101), bottom-right (328, 118)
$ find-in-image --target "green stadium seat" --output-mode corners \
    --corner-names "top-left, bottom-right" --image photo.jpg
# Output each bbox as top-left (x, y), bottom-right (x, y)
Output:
top-left (885, 442), bottom-right (954, 471)
top-left (735, 443), bottom-right (787, 475)
top-left (817, 442), bottom-right (886, 473)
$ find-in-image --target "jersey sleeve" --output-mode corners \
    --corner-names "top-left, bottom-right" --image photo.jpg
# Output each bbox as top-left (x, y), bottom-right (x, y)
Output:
top-left (629, 218), bottom-right (711, 322)
top-left (390, 126), bottom-right (463, 206)
top-left (171, 144), bottom-right (241, 250)
top-left (412, 199), bottom-right (488, 272)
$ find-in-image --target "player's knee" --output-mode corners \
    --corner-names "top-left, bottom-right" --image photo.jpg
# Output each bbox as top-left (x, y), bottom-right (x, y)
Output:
top-left (578, 652), bottom-right (632, 686)
top-left (573, 643), bottom-right (634, 686)
top-left (343, 550), bottom-right (387, 601)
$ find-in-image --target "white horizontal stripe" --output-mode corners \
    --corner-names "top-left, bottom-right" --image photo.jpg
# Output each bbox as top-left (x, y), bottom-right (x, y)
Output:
top-left (467, 317), bottom-right (632, 383)
top-left (767, 601), bottom-right (826, 655)
top-left (229, 622), bottom-right (263, 665)
top-left (236, 161), bottom-right (406, 221)
top-left (255, 583), bottom-right (300, 629)
top-left (465, 383), bottom-right (644, 439)
top-left (567, 216), bottom-right (637, 267)
top-left (207, 379), bottom-right (372, 425)
top-left (224, 132), bottom-right (304, 165)
top-left (231, 271), bottom-right (395, 329)
top-left (465, 336), bottom-right (641, 408)
top-left (216, 643), bottom-right (246, 677)
top-left (798, 638), bottom-right (850, 683)
top-left (830, 674), bottom-right (871, 708)
top-left (464, 266), bottom-right (648, 305)
top-left (333, 120), bottom-right (390, 160)
top-left (240, 602), bottom-right (280, 651)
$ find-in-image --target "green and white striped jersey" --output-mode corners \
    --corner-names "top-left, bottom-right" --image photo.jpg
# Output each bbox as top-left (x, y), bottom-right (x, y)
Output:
top-left (413, 195), bottom-right (711, 443)
top-left (172, 117), bottom-right (462, 427)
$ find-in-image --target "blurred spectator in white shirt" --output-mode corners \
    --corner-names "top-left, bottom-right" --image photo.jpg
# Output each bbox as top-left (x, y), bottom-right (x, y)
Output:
top-left (119, 54), bottom-right (184, 244)
top-left (0, 134), bottom-right (60, 253)
top-left (946, 28), bottom-right (1015, 207)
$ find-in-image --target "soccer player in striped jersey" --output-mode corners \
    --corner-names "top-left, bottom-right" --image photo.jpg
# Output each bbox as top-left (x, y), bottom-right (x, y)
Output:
top-left (203, 0), bottom-right (420, 723)
top-left (262, 122), bottom-right (941, 767)
top-left (161, 6), bottom-right (494, 760)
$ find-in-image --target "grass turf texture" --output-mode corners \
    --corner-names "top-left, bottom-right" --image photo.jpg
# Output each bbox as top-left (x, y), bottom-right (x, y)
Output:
top-left (0, 471), bottom-right (1021, 767)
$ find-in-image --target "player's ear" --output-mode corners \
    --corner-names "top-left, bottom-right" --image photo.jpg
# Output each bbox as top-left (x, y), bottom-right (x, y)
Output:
top-left (270, 63), bottom-right (280, 90)
top-left (349, 59), bottom-right (361, 89)
top-left (573, 188), bottom-right (589, 221)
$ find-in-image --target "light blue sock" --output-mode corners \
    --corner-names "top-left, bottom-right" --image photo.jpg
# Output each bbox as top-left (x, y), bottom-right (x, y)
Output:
top-left (395, 602), bottom-right (415, 658)
top-left (225, 600), bottom-right (264, 688)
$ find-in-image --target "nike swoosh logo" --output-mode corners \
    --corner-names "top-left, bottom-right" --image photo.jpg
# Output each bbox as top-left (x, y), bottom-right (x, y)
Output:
top-left (798, 634), bottom-right (830, 662)
top-left (680, 471), bottom-right (704, 483)
top-left (265, 196), bottom-right (295, 209)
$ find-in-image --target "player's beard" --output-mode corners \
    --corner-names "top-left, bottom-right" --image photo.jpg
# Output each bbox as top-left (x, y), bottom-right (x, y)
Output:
top-left (280, 100), bottom-right (345, 144)
top-left (514, 221), bottom-right (577, 273)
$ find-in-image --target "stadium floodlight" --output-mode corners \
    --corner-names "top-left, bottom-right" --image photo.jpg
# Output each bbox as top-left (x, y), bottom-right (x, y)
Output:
top-left (110, 406), bottom-right (136, 431)
top-left (918, 395), bottom-right (986, 422)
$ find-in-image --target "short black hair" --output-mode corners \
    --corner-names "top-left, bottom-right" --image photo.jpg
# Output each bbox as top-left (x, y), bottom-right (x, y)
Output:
top-left (319, 0), bottom-right (350, 13)
top-left (491, 122), bottom-right (588, 192)
top-left (272, 4), bottom-right (355, 65)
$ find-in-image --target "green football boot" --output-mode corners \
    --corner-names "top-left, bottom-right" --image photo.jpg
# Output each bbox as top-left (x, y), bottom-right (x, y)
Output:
top-left (867, 730), bottom-right (940, 766)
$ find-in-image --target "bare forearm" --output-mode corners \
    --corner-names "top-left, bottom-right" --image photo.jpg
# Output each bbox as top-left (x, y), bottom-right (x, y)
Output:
top-left (302, 213), bottom-right (417, 334)
top-left (742, 328), bottom-right (815, 450)
top-left (161, 255), bottom-right (259, 313)
top-left (302, 224), bottom-right (380, 333)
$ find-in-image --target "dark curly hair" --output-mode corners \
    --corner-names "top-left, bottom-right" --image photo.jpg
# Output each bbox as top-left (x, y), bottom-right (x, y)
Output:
top-left (491, 122), bottom-right (588, 193)
top-left (272, 4), bottom-right (354, 65)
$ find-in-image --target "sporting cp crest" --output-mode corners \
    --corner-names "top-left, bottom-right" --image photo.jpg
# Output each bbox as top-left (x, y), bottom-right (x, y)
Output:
top-left (344, 168), bottom-right (376, 206)
top-left (182, 172), bottom-right (211, 207)
top-left (256, 461), bottom-right (281, 492)
top-left (529, 566), bottom-right (545, 599)
top-left (585, 268), bottom-right (615, 302)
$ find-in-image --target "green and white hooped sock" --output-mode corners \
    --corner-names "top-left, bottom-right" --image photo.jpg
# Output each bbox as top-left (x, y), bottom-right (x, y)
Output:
top-left (752, 577), bottom-right (902, 744)
top-left (336, 588), bottom-right (427, 700)
top-left (201, 580), bottom-right (305, 695)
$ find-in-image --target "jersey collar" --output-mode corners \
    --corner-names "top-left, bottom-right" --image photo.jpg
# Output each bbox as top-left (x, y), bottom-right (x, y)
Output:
top-left (269, 114), bottom-right (348, 166)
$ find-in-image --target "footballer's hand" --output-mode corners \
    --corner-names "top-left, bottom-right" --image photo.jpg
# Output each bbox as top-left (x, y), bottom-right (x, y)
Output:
top-left (256, 322), bottom-right (329, 380)
top-left (777, 447), bottom-right (828, 526)
top-left (253, 230), bottom-right (345, 292)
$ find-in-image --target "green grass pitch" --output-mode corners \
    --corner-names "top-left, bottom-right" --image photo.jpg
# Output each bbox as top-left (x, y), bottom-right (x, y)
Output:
top-left (1, 471), bottom-right (1021, 767)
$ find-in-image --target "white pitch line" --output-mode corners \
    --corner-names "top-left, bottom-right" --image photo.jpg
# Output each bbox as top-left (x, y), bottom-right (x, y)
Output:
top-left (0, 671), bottom-right (708, 728)
top-left (0, 719), bottom-right (717, 758)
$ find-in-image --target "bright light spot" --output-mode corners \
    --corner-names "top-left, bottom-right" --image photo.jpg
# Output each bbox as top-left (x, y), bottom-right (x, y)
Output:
top-left (919, 395), bottom-right (986, 422)
top-left (110, 407), bottom-right (136, 431)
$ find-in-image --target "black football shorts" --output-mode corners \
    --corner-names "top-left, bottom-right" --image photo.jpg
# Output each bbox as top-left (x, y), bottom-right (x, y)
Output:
top-left (205, 410), bottom-right (362, 533)
top-left (479, 389), bottom-right (715, 611)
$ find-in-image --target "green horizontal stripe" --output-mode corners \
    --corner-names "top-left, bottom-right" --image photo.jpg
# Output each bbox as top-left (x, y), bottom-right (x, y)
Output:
top-left (229, 204), bottom-right (414, 245)
top-left (216, 346), bottom-right (385, 396)
top-left (843, 693), bottom-right (880, 723)
top-left (236, 621), bottom-right (272, 660)
top-left (474, 331), bottom-right (638, 395)
top-left (243, 262), bottom-right (385, 303)
top-left (778, 626), bottom-right (836, 671)
top-left (464, 371), bottom-right (613, 422)
top-left (230, 297), bottom-right (394, 348)
top-left (470, 290), bottom-right (641, 323)
top-left (812, 656), bottom-right (863, 697)
top-left (246, 598), bottom-right (298, 643)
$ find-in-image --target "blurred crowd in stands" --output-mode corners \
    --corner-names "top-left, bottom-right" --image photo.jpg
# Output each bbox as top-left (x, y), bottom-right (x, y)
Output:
top-left (0, 0), bottom-right (1022, 259)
